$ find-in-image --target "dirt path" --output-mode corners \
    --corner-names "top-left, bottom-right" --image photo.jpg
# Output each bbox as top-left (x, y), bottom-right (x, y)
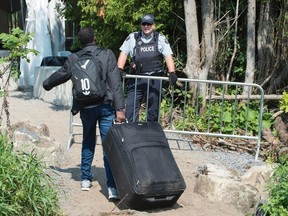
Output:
top-left (8, 89), bottom-right (243, 216)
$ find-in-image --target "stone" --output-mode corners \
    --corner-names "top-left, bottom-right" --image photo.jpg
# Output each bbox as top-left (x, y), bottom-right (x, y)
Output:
top-left (241, 164), bottom-right (275, 200)
top-left (194, 163), bottom-right (263, 214)
top-left (11, 121), bottom-right (61, 166)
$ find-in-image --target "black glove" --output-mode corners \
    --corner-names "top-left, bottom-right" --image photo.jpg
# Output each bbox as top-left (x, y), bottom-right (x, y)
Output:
top-left (118, 68), bottom-right (126, 78)
top-left (168, 72), bottom-right (178, 86)
top-left (129, 62), bottom-right (137, 74)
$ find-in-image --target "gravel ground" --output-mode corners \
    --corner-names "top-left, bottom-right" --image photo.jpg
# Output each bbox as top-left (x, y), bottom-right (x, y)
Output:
top-left (166, 132), bottom-right (266, 176)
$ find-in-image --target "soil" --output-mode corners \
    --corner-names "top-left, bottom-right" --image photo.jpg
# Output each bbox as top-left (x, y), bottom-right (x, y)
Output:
top-left (8, 89), bottom-right (245, 216)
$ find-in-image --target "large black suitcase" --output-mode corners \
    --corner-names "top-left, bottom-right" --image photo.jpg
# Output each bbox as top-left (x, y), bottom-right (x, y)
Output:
top-left (103, 122), bottom-right (186, 210)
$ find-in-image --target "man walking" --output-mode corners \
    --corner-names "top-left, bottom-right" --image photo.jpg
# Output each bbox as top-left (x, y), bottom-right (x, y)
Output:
top-left (43, 27), bottom-right (125, 200)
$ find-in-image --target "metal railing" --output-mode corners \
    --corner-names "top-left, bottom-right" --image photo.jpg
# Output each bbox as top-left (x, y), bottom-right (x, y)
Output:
top-left (67, 74), bottom-right (264, 161)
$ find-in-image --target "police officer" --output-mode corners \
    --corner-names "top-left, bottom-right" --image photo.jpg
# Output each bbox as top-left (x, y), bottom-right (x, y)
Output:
top-left (118, 14), bottom-right (178, 122)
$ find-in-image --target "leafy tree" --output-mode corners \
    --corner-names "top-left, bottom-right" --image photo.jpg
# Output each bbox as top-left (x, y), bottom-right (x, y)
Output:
top-left (60, 0), bottom-right (288, 97)
top-left (0, 27), bottom-right (39, 137)
top-left (59, 0), bottom-right (185, 59)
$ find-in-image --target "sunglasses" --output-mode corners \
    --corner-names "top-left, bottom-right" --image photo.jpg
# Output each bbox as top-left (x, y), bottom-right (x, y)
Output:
top-left (141, 23), bottom-right (153, 26)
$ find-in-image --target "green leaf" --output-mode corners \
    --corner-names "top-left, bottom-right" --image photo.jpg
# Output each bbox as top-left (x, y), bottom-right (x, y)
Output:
top-left (262, 120), bottom-right (272, 129)
top-left (222, 111), bottom-right (232, 122)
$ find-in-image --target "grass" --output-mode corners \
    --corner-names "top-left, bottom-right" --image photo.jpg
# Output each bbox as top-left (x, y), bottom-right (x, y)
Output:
top-left (0, 134), bottom-right (62, 216)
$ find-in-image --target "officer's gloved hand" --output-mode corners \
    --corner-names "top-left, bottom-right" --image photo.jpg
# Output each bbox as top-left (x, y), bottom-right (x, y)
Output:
top-left (168, 72), bottom-right (178, 86)
top-left (129, 62), bottom-right (137, 74)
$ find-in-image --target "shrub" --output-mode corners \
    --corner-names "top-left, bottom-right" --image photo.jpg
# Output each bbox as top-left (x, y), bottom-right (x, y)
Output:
top-left (262, 153), bottom-right (288, 215)
top-left (0, 134), bottom-right (61, 215)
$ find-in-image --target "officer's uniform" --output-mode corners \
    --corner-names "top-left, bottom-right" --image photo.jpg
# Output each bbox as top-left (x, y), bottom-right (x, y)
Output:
top-left (119, 31), bottom-right (173, 122)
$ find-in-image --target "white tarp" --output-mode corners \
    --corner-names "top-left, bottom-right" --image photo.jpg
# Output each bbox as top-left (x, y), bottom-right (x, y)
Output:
top-left (48, 0), bottom-right (66, 56)
top-left (19, 0), bottom-right (65, 86)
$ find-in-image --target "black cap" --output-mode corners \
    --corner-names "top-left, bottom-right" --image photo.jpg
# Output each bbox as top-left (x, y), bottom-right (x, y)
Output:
top-left (141, 14), bottom-right (154, 24)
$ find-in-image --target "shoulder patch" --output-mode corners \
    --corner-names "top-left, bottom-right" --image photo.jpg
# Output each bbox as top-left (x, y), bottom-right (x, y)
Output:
top-left (159, 33), bottom-right (169, 44)
top-left (125, 35), bottom-right (130, 41)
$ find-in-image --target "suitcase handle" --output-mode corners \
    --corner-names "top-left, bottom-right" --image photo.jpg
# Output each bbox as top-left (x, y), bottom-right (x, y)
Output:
top-left (113, 118), bottom-right (128, 124)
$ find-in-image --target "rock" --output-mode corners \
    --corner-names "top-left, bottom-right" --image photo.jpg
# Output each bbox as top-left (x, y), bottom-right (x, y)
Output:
top-left (194, 163), bottom-right (263, 214)
top-left (274, 117), bottom-right (288, 143)
top-left (12, 121), bottom-right (50, 137)
top-left (279, 146), bottom-right (288, 159)
top-left (11, 121), bottom-right (61, 166)
top-left (262, 128), bottom-right (276, 143)
top-left (241, 164), bottom-right (275, 200)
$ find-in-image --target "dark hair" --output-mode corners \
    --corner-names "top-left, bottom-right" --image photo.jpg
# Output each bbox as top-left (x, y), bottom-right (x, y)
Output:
top-left (78, 27), bottom-right (94, 45)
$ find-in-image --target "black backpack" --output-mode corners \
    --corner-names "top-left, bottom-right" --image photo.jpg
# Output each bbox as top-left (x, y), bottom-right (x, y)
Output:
top-left (71, 48), bottom-right (106, 103)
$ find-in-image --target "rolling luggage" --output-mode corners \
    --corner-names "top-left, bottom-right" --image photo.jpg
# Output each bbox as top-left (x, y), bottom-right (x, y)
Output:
top-left (102, 122), bottom-right (186, 210)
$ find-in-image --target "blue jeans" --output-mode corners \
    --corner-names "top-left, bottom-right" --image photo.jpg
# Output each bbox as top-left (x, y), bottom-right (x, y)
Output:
top-left (125, 78), bottom-right (161, 122)
top-left (80, 103), bottom-right (116, 188)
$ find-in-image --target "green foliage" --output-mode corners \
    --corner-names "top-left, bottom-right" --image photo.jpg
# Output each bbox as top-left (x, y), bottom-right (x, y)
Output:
top-left (160, 89), bottom-right (273, 136)
top-left (279, 90), bottom-right (288, 113)
top-left (0, 134), bottom-right (61, 215)
top-left (60, 0), bottom-right (185, 56)
top-left (0, 27), bottom-right (39, 79)
top-left (233, 50), bottom-right (246, 76)
top-left (262, 153), bottom-right (288, 215)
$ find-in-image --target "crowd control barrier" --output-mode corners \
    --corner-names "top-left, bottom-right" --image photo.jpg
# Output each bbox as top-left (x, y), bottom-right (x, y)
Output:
top-left (67, 74), bottom-right (264, 161)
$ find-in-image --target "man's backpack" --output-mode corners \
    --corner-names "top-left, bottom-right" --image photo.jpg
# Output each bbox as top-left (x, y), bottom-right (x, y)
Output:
top-left (71, 48), bottom-right (106, 103)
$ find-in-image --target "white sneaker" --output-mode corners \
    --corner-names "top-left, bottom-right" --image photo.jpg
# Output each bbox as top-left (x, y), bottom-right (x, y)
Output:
top-left (108, 187), bottom-right (120, 200)
top-left (81, 180), bottom-right (92, 191)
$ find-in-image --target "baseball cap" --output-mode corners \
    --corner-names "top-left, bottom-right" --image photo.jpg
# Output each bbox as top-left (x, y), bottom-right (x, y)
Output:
top-left (141, 14), bottom-right (154, 24)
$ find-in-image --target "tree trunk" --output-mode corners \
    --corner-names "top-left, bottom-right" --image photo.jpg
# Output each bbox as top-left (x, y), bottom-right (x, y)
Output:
top-left (198, 0), bottom-right (215, 110)
top-left (184, 0), bottom-right (201, 104)
top-left (262, 0), bottom-right (288, 93)
top-left (226, 0), bottom-right (239, 82)
top-left (243, 0), bottom-right (256, 95)
top-left (199, 0), bottom-right (215, 82)
top-left (184, 0), bottom-right (200, 80)
top-left (257, 1), bottom-right (274, 86)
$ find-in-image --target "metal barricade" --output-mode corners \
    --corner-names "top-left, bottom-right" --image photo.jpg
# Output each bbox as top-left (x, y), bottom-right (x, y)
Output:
top-left (67, 74), bottom-right (264, 161)
top-left (67, 112), bottom-right (82, 149)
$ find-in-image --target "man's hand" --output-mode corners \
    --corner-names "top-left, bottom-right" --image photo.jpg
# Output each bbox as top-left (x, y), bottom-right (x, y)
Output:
top-left (116, 109), bottom-right (125, 123)
top-left (168, 72), bottom-right (178, 86)
top-left (43, 79), bottom-right (53, 91)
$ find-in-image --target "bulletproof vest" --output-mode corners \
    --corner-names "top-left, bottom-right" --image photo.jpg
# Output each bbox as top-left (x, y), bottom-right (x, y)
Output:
top-left (133, 32), bottom-right (163, 74)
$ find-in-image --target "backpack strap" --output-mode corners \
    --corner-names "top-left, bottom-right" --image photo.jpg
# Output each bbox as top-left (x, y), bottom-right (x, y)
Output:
top-left (90, 48), bottom-right (104, 80)
top-left (91, 47), bottom-right (104, 56)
